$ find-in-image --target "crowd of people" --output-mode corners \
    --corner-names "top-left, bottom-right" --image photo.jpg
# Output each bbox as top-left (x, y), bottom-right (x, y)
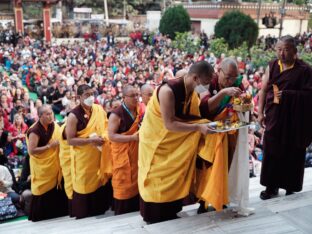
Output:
top-left (0, 29), bottom-right (311, 223)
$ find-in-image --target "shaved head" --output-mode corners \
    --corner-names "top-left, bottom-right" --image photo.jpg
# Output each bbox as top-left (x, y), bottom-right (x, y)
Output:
top-left (188, 61), bottom-right (214, 80)
top-left (141, 84), bottom-right (155, 106)
top-left (122, 85), bottom-right (135, 96)
top-left (141, 84), bottom-right (154, 93)
top-left (220, 58), bottom-right (238, 73)
top-left (218, 58), bottom-right (239, 88)
top-left (38, 104), bottom-right (52, 117)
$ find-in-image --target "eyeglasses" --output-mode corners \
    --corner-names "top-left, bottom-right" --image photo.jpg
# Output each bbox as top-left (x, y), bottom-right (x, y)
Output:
top-left (142, 92), bottom-right (153, 97)
top-left (220, 69), bottom-right (238, 81)
top-left (125, 93), bottom-right (139, 98)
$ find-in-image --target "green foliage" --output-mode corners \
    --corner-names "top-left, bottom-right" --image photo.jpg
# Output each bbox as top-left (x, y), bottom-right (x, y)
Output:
top-left (214, 11), bottom-right (259, 49)
top-left (22, 3), bottom-right (42, 19)
top-left (298, 45), bottom-right (312, 66)
top-left (288, 0), bottom-right (307, 5)
top-left (249, 46), bottom-right (276, 68)
top-left (171, 32), bottom-right (200, 55)
top-left (209, 38), bottom-right (229, 58)
top-left (209, 38), bottom-right (249, 61)
top-left (159, 5), bottom-right (191, 39)
top-left (309, 14), bottom-right (312, 30)
top-left (228, 42), bottom-right (249, 61)
top-left (300, 52), bottom-right (312, 66)
top-left (208, 38), bottom-right (276, 69)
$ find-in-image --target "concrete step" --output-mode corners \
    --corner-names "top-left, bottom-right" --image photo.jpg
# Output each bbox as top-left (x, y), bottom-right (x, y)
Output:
top-left (1, 168), bottom-right (311, 234)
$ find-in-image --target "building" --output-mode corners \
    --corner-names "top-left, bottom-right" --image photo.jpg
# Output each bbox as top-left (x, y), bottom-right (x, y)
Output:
top-left (180, 2), bottom-right (310, 37)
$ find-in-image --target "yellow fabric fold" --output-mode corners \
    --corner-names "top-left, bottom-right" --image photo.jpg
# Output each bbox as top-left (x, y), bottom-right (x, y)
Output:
top-left (193, 99), bottom-right (239, 211)
top-left (58, 123), bottom-right (73, 199)
top-left (194, 133), bottom-right (229, 211)
top-left (139, 90), bottom-right (207, 203)
top-left (27, 122), bottom-right (62, 196)
top-left (71, 104), bottom-right (112, 194)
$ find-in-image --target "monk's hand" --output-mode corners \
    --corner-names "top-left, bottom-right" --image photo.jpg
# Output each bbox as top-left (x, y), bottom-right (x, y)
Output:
top-left (48, 140), bottom-right (59, 149)
top-left (222, 87), bottom-right (242, 97)
top-left (131, 134), bottom-right (139, 142)
top-left (197, 124), bottom-right (215, 135)
top-left (257, 113), bottom-right (266, 128)
top-left (90, 136), bottom-right (104, 146)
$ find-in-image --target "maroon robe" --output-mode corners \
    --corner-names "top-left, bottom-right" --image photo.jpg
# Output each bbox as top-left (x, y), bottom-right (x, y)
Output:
top-left (260, 59), bottom-right (312, 192)
top-left (70, 105), bottom-right (113, 219)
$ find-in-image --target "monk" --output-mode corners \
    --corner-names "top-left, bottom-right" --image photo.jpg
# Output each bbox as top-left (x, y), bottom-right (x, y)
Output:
top-left (139, 61), bottom-right (214, 224)
top-left (195, 58), bottom-right (243, 213)
top-left (108, 85), bottom-right (141, 215)
top-left (258, 35), bottom-right (312, 199)
top-left (66, 84), bottom-right (112, 219)
top-left (27, 105), bottom-right (67, 221)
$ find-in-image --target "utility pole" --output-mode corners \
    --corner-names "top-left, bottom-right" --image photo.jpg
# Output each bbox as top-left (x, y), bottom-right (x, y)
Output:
top-left (256, 0), bottom-right (262, 25)
top-left (104, 0), bottom-right (109, 27)
top-left (279, 0), bottom-right (286, 38)
top-left (123, 0), bottom-right (126, 20)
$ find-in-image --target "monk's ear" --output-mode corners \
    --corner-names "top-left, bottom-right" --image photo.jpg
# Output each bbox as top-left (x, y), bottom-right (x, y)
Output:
top-left (192, 74), bottom-right (198, 82)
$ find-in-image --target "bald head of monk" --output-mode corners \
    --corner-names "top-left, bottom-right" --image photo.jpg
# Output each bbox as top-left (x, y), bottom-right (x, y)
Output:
top-left (38, 104), bottom-right (54, 127)
top-left (140, 84), bottom-right (154, 106)
top-left (123, 85), bottom-right (138, 110)
top-left (218, 58), bottom-right (239, 88)
top-left (183, 61), bottom-right (214, 92)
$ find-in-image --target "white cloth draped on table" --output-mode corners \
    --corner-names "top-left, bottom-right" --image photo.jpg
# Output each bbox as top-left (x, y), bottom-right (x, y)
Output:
top-left (228, 112), bottom-right (255, 216)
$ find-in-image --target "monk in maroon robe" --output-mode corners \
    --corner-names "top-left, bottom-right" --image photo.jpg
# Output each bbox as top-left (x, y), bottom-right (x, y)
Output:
top-left (258, 35), bottom-right (312, 199)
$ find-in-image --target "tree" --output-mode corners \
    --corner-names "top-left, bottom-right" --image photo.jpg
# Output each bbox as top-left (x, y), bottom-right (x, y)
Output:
top-left (159, 5), bottom-right (191, 39)
top-left (214, 11), bottom-right (259, 49)
top-left (171, 32), bottom-right (200, 55)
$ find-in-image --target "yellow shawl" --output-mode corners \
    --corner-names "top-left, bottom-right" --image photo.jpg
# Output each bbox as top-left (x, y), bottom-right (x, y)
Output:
top-left (27, 122), bottom-right (62, 196)
top-left (71, 104), bottom-right (112, 194)
top-left (139, 90), bottom-right (206, 203)
top-left (58, 123), bottom-right (73, 199)
top-left (193, 99), bottom-right (239, 211)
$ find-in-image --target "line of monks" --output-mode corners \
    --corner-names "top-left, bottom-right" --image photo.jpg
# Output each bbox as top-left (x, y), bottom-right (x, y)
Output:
top-left (26, 58), bottom-right (246, 223)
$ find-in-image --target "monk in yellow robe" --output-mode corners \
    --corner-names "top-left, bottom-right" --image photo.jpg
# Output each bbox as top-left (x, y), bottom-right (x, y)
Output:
top-left (139, 61), bottom-right (214, 224)
top-left (108, 85), bottom-right (142, 215)
top-left (66, 84), bottom-right (112, 219)
top-left (195, 58), bottom-right (243, 213)
top-left (27, 105), bottom-right (68, 221)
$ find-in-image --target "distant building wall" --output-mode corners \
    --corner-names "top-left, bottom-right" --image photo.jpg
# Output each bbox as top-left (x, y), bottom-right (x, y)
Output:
top-left (182, 2), bottom-right (310, 37)
top-left (146, 11), bottom-right (161, 31)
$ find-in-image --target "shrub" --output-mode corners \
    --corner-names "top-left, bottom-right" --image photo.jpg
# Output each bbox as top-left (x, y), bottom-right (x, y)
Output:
top-left (159, 5), bottom-right (191, 39)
